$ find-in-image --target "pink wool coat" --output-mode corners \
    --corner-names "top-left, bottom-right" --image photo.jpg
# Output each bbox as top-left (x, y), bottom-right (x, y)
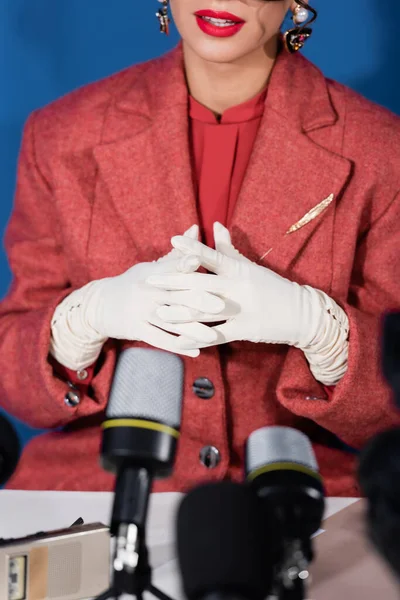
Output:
top-left (1, 46), bottom-right (400, 495)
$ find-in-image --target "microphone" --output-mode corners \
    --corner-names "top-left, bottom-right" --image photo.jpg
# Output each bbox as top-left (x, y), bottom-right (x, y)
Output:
top-left (100, 347), bottom-right (184, 597)
top-left (176, 481), bottom-right (274, 600)
top-left (355, 310), bottom-right (400, 581)
top-left (358, 428), bottom-right (400, 581)
top-left (382, 312), bottom-right (400, 408)
top-left (245, 426), bottom-right (325, 600)
top-left (0, 413), bottom-right (21, 486)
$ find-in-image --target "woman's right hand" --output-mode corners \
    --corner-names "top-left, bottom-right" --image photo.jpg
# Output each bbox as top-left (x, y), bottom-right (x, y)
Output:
top-left (84, 252), bottom-right (225, 358)
top-left (49, 225), bottom-right (226, 368)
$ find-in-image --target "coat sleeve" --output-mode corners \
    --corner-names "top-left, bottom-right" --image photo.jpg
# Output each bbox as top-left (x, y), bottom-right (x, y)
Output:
top-left (278, 189), bottom-right (400, 449)
top-left (0, 112), bottom-right (115, 429)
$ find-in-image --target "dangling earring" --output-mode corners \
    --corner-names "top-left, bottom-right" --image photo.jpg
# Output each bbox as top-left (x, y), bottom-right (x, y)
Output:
top-left (283, 2), bottom-right (317, 53)
top-left (156, 0), bottom-right (170, 35)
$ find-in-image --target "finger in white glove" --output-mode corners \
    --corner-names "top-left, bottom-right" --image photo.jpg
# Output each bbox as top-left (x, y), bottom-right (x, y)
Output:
top-left (214, 222), bottom-right (251, 263)
top-left (147, 231), bottom-right (324, 349)
top-left (157, 224), bottom-right (201, 273)
top-left (156, 222), bottom-right (242, 324)
top-left (148, 224), bottom-right (349, 386)
top-left (87, 280), bottom-right (225, 343)
top-left (156, 298), bottom-right (239, 324)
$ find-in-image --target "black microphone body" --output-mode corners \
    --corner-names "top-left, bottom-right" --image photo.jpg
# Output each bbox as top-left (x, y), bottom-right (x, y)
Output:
top-left (356, 310), bottom-right (400, 580)
top-left (99, 348), bottom-right (184, 596)
top-left (246, 427), bottom-right (325, 600)
top-left (250, 469), bottom-right (324, 543)
top-left (358, 428), bottom-right (400, 581)
top-left (382, 312), bottom-right (400, 408)
top-left (0, 413), bottom-right (20, 486)
top-left (102, 423), bottom-right (179, 536)
top-left (202, 593), bottom-right (251, 600)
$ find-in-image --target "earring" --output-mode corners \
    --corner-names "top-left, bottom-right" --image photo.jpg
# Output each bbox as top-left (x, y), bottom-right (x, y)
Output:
top-left (284, 2), bottom-right (317, 54)
top-left (156, 0), bottom-right (170, 35)
top-left (293, 4), bottom-right (309, 25)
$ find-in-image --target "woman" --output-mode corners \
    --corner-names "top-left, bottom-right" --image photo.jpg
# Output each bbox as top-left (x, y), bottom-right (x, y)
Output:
top-left (1, 0), bottom-right (399, 495)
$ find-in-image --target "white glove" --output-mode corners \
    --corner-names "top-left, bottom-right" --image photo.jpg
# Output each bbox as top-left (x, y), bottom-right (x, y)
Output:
top-left (49, 225), bottom-right (226, 369)
top-left (148, 223), bottom-right (349, 385)
top-left (148, 223), bottom-right (324, 347)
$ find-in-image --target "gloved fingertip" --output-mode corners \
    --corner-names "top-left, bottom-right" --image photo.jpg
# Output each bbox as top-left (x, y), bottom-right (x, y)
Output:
top-left (171, 235), bottom-right (184, 245)
top-left (171, 235), bottom-right (195, 250)
top-left (177, 337), bottom-right (197, 350)
top-left (203, 331), bottom-right (218, 343)
top-left (213, 222), bottom-right (233, 255)
top-left (178, 255), bottom-right (200, 273)
top-left (184, 224), bottom-right (199, 240)
top-left (155, 306), bottom-right (167, 320)
top-left (207, 297), bottom-right (226, 313)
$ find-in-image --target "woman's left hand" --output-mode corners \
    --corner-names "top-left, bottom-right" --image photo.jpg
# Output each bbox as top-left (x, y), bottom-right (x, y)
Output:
top-left (146, 222), bottom-right (325, 350)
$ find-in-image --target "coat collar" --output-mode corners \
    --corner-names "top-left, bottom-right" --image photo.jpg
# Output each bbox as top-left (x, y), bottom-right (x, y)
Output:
top-left (111, 43), bottom-right (338, 132)
top-left (92, 44), bottom-right (351, 278)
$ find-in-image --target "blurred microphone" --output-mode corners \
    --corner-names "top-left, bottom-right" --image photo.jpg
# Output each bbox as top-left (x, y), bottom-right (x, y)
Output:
top-left (0, 413), bottom-right (20, 486)
top-left (245, 426), bottom-right (325, 600)
top-left (356, 311), bottom-right (400, 581)
top-left (358, 429), bottom-right (400, 581)
top-left (382, 312), bottom-right (400, 408)
top-left (100, 347), bottom-right (184, 596)
top-left (176, 481), bottom-right (273, 600)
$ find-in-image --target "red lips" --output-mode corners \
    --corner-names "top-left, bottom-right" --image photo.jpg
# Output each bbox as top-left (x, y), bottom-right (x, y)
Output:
top-left (194, 9), bottom-right (244, 22)
top-left (194, 9), bottom-right (245, 38)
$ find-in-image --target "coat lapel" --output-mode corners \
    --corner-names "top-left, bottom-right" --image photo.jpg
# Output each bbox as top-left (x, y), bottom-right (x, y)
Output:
top-left (92, 47), bottom-right (198, 271)
top-left (230, 51), bottom-right (352, 286)
top-left (91, 45), bottom-right (352, 288)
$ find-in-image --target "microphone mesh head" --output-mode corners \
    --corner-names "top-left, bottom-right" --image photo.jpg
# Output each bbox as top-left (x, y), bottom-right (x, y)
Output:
top-left (246, 426), bottom-right (318, 476)
top-left (106, 348), bottom-right (184, 428)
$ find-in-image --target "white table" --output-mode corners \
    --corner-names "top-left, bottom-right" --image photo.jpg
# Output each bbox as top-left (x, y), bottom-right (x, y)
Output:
top-left (0, 491), bottom-right (358, 599)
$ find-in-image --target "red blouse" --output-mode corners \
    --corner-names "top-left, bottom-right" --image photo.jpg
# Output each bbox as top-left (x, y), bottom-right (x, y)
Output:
top-left (189, 88), bottom-right (267, 247)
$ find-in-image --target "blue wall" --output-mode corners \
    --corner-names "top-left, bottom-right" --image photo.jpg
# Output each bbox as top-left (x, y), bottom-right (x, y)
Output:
top-left (1, 0), bottom-right (399, 444)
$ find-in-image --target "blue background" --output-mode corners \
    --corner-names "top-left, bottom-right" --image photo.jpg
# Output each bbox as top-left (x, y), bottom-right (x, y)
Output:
top-left (0, 0), bottom-right (398, 446)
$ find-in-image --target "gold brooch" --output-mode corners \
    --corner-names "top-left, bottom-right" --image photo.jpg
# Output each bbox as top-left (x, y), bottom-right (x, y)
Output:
top-left (259, 193), bottom-right (335, 261)
top-left (286, 193), bottom-right (335, 234)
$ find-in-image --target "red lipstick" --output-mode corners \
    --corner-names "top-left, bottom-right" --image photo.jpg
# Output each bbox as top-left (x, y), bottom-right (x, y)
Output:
top-left (194, 9), bottom-right (245, 38)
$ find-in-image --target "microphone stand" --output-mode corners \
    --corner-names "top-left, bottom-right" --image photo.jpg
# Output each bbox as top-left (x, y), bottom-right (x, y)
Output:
top-left (95, 587), bottom-right (174, 600)
top-left (94, 536), bottom-right (176, 600)
top-left (275, 578), bottom-right (305, 600)
top-left (273, 539), bottom-right (312, 600)
top-left (95, 581), bottom-right (175, 600)
top-left (95, 464), bottom-right (176, 600)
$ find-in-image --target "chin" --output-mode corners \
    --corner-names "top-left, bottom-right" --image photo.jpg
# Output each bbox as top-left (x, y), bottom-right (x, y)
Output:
top-left (186, 36), bottom-right (258, 65)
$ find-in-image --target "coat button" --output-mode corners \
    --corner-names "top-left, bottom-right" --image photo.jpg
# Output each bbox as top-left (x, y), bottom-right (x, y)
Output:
top-left (193, 378), bottom-right (215, 399)
top-left (76, 369), bottom-right (88, 381)
top-left (199, 446), bottom-right (221, 469)
top-left (64, 390), bottom-right (81, 407)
